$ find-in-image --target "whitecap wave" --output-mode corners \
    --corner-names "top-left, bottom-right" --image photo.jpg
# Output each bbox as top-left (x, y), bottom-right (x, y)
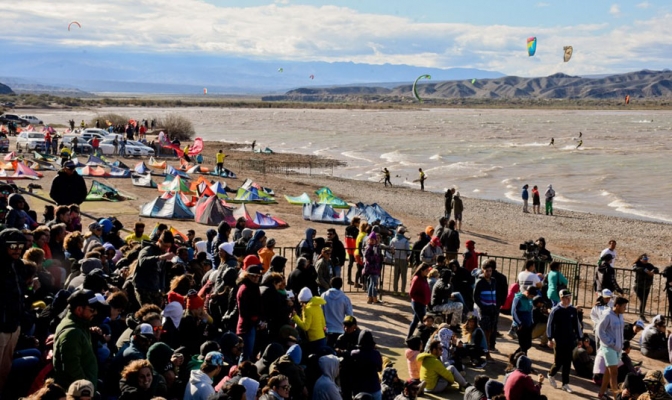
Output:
top-left (380, 150), bottom-right (409, 164)
top-left (341, 151), bottom-right (374, 164)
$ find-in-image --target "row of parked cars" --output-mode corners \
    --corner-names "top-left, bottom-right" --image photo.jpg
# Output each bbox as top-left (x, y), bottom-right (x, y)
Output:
top-left (15, 128), bottom-right (156, 156)
top-left (0, 114), bottom-right (43, 126)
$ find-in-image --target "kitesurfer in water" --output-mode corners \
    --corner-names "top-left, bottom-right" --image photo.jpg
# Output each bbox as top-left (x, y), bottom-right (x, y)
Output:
top-left (576, 140), bottom-right (583, 149)
top-left (418, 168), bottom-right (426, 191)
top-left (579, 132), bottom-right (582, 138)
top-left (549, 138), bottom-right (554, 146)
top-left (382, 168), bottom-right (392, 187)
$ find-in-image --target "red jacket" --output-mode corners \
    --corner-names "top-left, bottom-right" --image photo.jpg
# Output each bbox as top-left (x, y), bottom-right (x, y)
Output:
top-left (409, 275), bottom-right (431, 305)
top-left (236, 279), bottom-right (262, 334)
top-left (503, 370), bottom-right (541, 400)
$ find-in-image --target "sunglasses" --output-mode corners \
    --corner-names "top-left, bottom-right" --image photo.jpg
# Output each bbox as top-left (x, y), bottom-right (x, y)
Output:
top-left (8, 243), bottom-right (25, 250)
top-left (280, 385), bottom-right (291, 390)
top-left (153, 325), bottom-right (163, 332)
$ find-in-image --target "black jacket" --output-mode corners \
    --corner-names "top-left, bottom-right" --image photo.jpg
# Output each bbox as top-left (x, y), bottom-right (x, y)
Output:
top-left (491, 270), bottom-right (508, 308)
top-left (50, 169), bottom-right (88, 205)
top-left (287, 265), bottom-right (318, 297)
top-left (329, 236), bottom-right (346, 267)
top-left (133, 244), bottom-right (166, 292)
top-left (547, 304), bottom-right (582, 347)
top-left (440, 228), bottom-right (460, 253)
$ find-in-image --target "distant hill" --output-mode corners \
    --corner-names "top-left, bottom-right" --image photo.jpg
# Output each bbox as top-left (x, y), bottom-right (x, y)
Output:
top-left (0, 82), bottom-right (14, 95)
top-left (263, 70), bottom-right (672, 101)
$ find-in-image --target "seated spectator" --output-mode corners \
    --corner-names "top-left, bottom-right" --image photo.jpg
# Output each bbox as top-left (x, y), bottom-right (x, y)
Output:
top-left (119, 359), bottom-right (167, 400)
top-left (67, 379), bottom-right (95, 400)
top-left (350, 330), bottom-right (383, 400)
top-left (640, 370), bottom-right (672, 400)
top-left (184, 351), bottom-right (225, 400)
top-left (417, 340), bottom-right (468, 393)
top-left (503, 355), bottom-right (547, 400)
top-left (641, 318), bottom-right (669, 361)
top-left (617, 341), bottom-right (642, 383)
top-left (312, 354), bottom-right (340, 400)
top-left (464, 375), bottom-right (489, 400)
top-left (259, 374), bottom-right (290, 400)
top-left (572, 334), bottom-right (595, 379)
top-left (485, 379), bottom-right (505, 400)
top-left (394, 379), bottom-right (420, 400)
top-left (404, 336), bottom-right (423, 381)
top-left (381, 366), bottom-right (402, 400)
top-left (624, 319), bottom-right (645, 342)
top-left (270, 344), bottom-right (307, 400)
top-left (616, 372), bottom-right (646, 400)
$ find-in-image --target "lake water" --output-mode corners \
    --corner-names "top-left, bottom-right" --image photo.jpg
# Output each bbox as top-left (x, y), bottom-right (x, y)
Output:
top-left (42, 107), bottom-right (672, 223)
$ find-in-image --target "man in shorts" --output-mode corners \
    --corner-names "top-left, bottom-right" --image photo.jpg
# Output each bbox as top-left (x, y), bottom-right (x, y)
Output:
top-left (596, 296), bottom-right (628, 400)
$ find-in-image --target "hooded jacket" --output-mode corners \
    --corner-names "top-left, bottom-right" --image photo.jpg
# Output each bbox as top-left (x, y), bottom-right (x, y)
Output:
top-left (329, 233), bottom-right (346, 267)
top-left (417, 352), bottom-right (454, 391)
top-left (134, 243), bottom-right (166, 292)
top-left (50, 169), bottom-right (88, 205)
top-left (5, 193), bottom-right (26, 229)
top-left (351, 330), bottom-right (383, 394)
top-left (256, 343), bottom-right (285, 376)
top-left (259, 278), bottom-right (291, 335)
top-left (258, 246), bottom-right (275, 273)
top-left (237, 277), bottom-right (263, 334)
top-left (0, 229), bottom-right (26, 333)
top-left (270, 345), bottom-right (306, 400)
top-left (512, 292), bottom-right (533, 328)
top-left (315, 256), bottom-right (333, 291)
top-left (246, 230), bottom-right (266, 256)
top-left (544, 185), bottom-right (555, 201)
top-left (462, 241), bottom-right (480, 272)
top-left (184, 369), bottom-right (215, 400)
top-left (241, 378), bottom-right (260, 400)
top-left (53, 311), bottom-right (98, 390)
top-left (390, 233), bottom-right (410, 260)
top-left (292, 296), bottom-right (327, 342)
top-left (503, 356), bottom-right (540, 399)
top-left (297, 228), bottom-right (316, 259)
top-left (321, 288), bottom-right (353, 334)
top-left (364, 239), bottom-right (383, 276)
top-left (430, 269), bottom-right (454, 309)
top-left (312, 355), bottom-right (341, 400)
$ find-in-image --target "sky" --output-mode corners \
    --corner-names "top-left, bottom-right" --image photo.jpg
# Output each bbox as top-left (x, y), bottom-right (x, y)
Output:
top-left (3, 0), bottom-right (672, 77)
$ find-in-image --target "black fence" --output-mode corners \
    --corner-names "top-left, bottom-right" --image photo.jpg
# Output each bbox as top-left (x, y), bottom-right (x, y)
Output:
top-left (274, 246), bottom-right (670, 319)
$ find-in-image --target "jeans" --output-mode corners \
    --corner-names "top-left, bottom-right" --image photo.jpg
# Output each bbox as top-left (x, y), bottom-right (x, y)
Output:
top-left (523, 198), bottom-right (529, 212)
top-left (637, 286), bottom-right (651, 316)
top-left (310, 338), bottom-right (327, 354)
top-left (407, 301), bottom-right (426, 339)
top-left (12, 348), bottom-right (41, 371)
top-left (392, 258), bottom-right (408, 293)
top-left (367, 274), bottom-right (379, 298)
top-left (332, 265), bottom-right (342, 280)
top-left (0, 327), bottom-right (20, 391)
top-left (239, 329), bottom-right (256, 362)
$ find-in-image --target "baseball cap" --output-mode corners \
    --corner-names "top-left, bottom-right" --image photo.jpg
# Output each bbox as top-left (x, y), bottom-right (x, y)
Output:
top-left (204, 351), bottom-right (226, 367)
top-left (63, 160), bottom-right (76, 169)
top-left (134, 323), bottom-right (155, 340)
top-left (602, 289), bottom-right (613, 298)
top-left (559, 289), bottom-right (572, 298)
top-left (67, 379), bottom-right (94, 397)
top-left (68, 289), bottom-right (108, 308)
top-left (247, 265), bottom-right (263, 275)
top-left (397, 226), bottom-right (407, 234)
top-left (635, 320), bottom-right (646, 329)
top-left (88, 222), bottom-right (102, 232)
top-left (343, 315), bottom-right (357, 326)
top-left (218, 242), bottom-right (234, 256)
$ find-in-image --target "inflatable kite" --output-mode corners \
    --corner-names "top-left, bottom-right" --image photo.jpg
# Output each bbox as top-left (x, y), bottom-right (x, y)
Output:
top-left (412, 75), bottom-right (431, 102)
top-left (563, 46), bottom-right (573, 62)
top-left (160, 137), bottom-right (204, 157)
top-left (527, 37), bottom-right (537, 57)
top-left (309, 75), bottom-right (314, 80)
top-left (68, 21), bottom-right (81, 31)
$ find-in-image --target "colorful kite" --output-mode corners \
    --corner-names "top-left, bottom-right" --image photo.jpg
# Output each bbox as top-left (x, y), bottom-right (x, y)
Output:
top-left (527, 37), bottom-right (537, 57)
top-left (412, 75), bottom-right (431, 102)
top-left (563, 46), bottom-right (573, 62)
top-left (278, 68), bottom-right (283, 73)
top-left (68, 21), bottom-right (81, 31)
top-left (309, 75), bottom-right (314, 80)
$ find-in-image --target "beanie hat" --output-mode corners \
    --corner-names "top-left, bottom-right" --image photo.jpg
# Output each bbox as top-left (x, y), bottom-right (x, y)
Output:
top-left (298, 287), bottom-right (313, 303)
top-left (243, 255), bottom-right (261, 270)
top-left (187, 293), bottom-right (205, 310)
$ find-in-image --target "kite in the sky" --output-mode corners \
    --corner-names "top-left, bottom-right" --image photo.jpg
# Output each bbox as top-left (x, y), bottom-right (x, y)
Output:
top-left (563, 46), bottom-right (573, 62)
top-left (309, 75), bottom-right (314, 80)
top-left (203, 88), bottom-right (207, 95)
top-left (527, 37), bottom-right (537, 57)
top-left (412, 75), bottom-right (431, 102)
top-left (68, 21), bottom-right (81, 31)
top-left (471, 79), bottom-right (477, 84)
top-left (278, 68), bottom-right (283, 73)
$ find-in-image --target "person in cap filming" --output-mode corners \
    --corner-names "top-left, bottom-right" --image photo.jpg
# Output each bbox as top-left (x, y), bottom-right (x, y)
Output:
top-left (50, 160), bottom-right (88, 206)
top-left (53, 289), bottom-right (108, 391)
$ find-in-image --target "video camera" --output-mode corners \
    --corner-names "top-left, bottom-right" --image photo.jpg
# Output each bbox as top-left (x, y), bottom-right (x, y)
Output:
top-left (519, 240), bottom-right (539, 260)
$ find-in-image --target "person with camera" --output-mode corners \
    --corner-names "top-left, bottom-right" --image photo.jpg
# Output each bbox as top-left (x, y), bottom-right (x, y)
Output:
top-left (133, 231), bottom-right (177, 307)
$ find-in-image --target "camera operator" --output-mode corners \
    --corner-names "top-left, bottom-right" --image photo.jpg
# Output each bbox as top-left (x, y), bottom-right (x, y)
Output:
top-left (535, 238), bottom-right (553, 274)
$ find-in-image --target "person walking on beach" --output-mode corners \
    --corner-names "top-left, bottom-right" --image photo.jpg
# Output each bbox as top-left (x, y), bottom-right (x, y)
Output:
top-left (444, 188), bottom-right (454, 219)
top-left (382, 168), bottom-right (392, 187)
top-left (522, 185), bottom-right (530, 213)
top-left (549, 138), bottom-right (554, 146)
top-left (532, 185), bottom-right (541, 214)
top-left (546, 289), bottom-right (582, 393)
top-left (544, 185), bottom-right (555, 216)
top-left (216, 150), bottom-right (225, 175)
top-left (417, 168), bottom-right (427, 191)
top-left (452, 192), bottom-right (463, 231)
top-left (596, 296), bottom-right (628, 400)
top-left (251, 140), bottom-right (256, 152)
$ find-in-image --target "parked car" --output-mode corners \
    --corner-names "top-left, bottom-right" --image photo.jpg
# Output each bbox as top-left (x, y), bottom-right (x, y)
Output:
top-left (16, 132), bottom-right (47, 151)
top-left (61, 134), bottom-right (93, 154)
top-left (97, 138), bottom-right (144, 156)
top-left (19, 115), bottom-right (43, 125)
top-left (0, 114), bottom-right (29, 127)
top-left (127, 140), bottom-right (155, 156)
top-left (0, 133), bottom-right (9, 152)
top-left (81, 128), bottom-right (110, 139)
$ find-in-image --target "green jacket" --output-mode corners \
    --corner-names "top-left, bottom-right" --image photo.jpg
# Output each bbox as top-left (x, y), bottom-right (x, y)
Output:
top-left (53, 311), bottom-right (98, 390)
top-left (418, 352), bottom-right (454, 391)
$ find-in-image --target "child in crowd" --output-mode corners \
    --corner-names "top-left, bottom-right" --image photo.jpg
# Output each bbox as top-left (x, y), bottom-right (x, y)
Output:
top-left (404, 336), bottom-right (423, 380)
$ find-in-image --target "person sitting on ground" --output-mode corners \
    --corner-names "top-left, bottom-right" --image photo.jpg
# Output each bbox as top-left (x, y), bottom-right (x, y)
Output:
top-left (639, 370), bottom-right (672, 400)
top-left (381, 366), bottom-right (403, 400)
top-left (416, 315), bottom-right (435, 348)
top-left (641, 317), bottom-right (669, 361)
top-left (624, 319), bottom-right (645, 342)
top-left (572, 334), bottom-right (595, 379)
top-left (417, 340), bottom-right (468, 393)
top-left (430, 269), bottom-right (464, 328)
top-left (462, 315), bottom-right (488, 368)
top-left (503, 355), bottom-right (547, 400)
top-left (616, 372), bottom-right (646, 400)
top-left (618, 341), bottom-right (642, 383)
top-left (394, 379), bottom-right (421, 400)
top-left (464, 375), bottom-right (489, 400)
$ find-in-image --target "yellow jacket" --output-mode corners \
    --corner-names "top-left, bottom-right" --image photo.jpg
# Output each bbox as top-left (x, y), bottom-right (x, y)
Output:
top-left (292, 296), bottom-right (327, 342)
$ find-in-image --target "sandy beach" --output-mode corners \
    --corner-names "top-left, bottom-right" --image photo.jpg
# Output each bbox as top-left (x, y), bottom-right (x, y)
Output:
top-left (9, 128), bottom-right (672, 400)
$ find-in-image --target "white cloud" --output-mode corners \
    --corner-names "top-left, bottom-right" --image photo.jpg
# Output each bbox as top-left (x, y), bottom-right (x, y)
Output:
top-left (2, 0), bottom-right (672, 76)
top-left (637, 1), bottom-right (651, 8)
top-left (610, 4), bottom-right (621, 15)
top-left (536, 2), bottom-right (550, 7)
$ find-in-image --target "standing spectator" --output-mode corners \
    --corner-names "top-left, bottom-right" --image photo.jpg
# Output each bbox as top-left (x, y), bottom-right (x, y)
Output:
top-left (91, 137), bottom-right (100, 156)
top-left (45, 131), bottom-right (52, 154)
top-left (595, 254), bottom-right (623, 296)
top-left (344, 218), bottom-right (360, 286)
top-left (440, 220), bottom-right (460, 261)
top-left (258, 238), bottom-right (276, 274)
top-left (409, 231), bottom-right (429, 269)
top-left (215, 150), bottom-right (225, 175)
top-left (462, 240), bottom-right (486, 273)
top-left (390, 227), bottom-right (410, 294)
top-left (0, 229), bottom-right (27, 393)
top-left (546, 262), bottom-right (568, 306)
top-left (314, 247), bottom-right (333, 295)
top-left (473, 261), bottom-right (497, 361)
top-left (364, 232), bottom-right (383, 304)
top-left (489, 259), bottom-right (508, 351)
top-left (518, 260), bottom-right (543, 290)
top-left (522, 184), bottom-right (530, 213)
top-left (407, 264), bottom-right (431, 339)
top-left (52, 134), bottom-right (59, 155)
top-left (632, 254), bottom-right (659, 322)
top-left (418, 168), bottom-right (426, 191)
top-left (350, 330), bottom-right (383, 400)
top-left (596, 297), bottom-right (628, 400)
top-left (532, 185), bottom-right (541, 214)
top-left (50, 161), bottom-right (87, 206)
top-left (326, 228), bottom-right (345, 279)
top-left (53, 289), bottom-right (108, 391)
top-left (133, 231), bottom-right (176, 307)
top-left (600, 240), bottom-right (618, 267)
top-left (321, 277), bottom-right (353, 348)
top-left (451, 192), bottom-right (464, 231)
top-left (444, 188), bottom-right (454, 219)
top-left (237, 265), bottom-right (265, 361)
top-left (662, 256), bottom-right (672, 322)
top-left (113, 135), bottom-right (119, 155)
top-left (544, 184), bottom-right (555, 216)
top-left (184, 351), bottom-right (225, 400)
top-left (546, 289), bottom-right (582, 393)
top-left (420, 237), bottom-right (442, 265)
top-left (512, 286), bottom-right (538, 354)
top-left (293, 287), bottom-right (327, 353)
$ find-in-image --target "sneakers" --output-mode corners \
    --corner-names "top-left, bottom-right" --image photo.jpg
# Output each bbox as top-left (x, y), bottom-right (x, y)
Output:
top-left (508, 329), bottom-right (518, 339)
top-left (547, 374), bottom-right (557, 389)
top-left (561, 384), bottom-right (573, 393)
top-left (473, 359), bottom-right (487, 369)
top-left (417, 380), bottom-right (426, 397)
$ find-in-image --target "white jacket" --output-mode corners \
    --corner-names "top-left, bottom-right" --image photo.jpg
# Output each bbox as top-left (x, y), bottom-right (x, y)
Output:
top-left (184, 370), bottom-right (215, 400)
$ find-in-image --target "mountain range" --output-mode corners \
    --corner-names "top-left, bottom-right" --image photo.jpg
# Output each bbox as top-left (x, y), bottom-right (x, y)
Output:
top-left (263, 70), bottom-right (672, 101)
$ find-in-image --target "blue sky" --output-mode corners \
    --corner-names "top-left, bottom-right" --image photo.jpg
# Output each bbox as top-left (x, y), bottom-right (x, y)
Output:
top-left (3, 0), bottom-right (672, 76)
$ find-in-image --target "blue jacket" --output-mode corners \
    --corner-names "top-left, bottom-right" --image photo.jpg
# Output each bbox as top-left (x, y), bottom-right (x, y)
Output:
top-left (512, 292), bottom-right (533, 328)
top-left (321, 288), bottom-right (353, 334)
top-left (522, 188), bottom-right (529, 200)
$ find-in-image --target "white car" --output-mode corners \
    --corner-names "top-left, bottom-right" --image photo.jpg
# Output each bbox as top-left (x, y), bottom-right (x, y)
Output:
top-left (80, 129), bottom-right (109, 142)
top-left (16, 132), bottom-right (47, 151)
top-left (19, 115), bottom-right (43, 125)
top-left (98, 138), bottom-right (147, 157)
top-left (128, 140), bottom-right (155, 156)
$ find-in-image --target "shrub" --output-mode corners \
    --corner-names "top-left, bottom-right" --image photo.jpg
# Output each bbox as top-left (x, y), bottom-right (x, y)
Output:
top-left (90, 113), bottom-right (130, 128)
top-left (159, 114), bottom-right (195, 141)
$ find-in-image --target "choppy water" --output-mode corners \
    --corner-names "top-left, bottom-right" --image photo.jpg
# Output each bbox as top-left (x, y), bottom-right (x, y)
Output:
top-left (42, 107), bottom-right (672, 223)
